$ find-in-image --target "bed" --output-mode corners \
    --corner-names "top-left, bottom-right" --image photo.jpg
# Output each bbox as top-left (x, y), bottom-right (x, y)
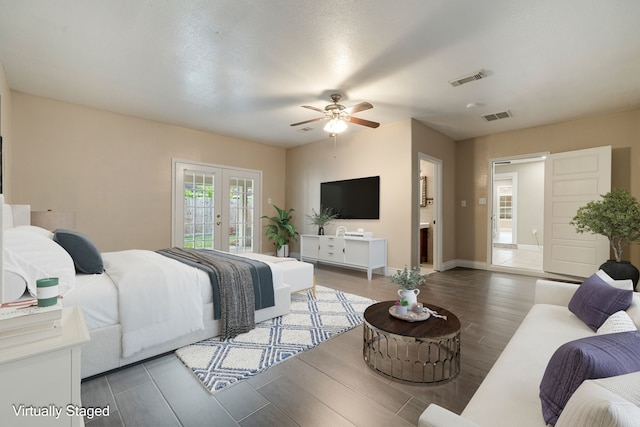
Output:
top-left (1, 198), bottom-right (314, 378)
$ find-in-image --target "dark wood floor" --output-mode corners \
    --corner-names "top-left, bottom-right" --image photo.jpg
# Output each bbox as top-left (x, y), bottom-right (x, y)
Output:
top-left (81, 265), bottom-right (536, 426)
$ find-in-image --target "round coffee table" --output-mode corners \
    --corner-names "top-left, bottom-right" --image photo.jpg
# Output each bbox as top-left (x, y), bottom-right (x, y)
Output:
top-left (363, 301), bottom-right (461, 384)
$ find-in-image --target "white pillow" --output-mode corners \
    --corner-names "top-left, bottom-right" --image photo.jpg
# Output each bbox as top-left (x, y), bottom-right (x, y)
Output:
top-left (597, 311), bottom-right (638, 335)
top-left (596, 269), bottom-right (634, 291)
top-left (627, 294), bottom-right (640, 329)
top-left (556, 372), bottom-right (640, 427)
top-left (4, 227), bottom-right (76, 297)
top-left (12, 225), bottom-right (54, 239)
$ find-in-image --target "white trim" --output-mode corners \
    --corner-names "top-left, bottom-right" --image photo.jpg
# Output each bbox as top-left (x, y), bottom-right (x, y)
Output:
top-left (451, 258), bottom-right (584, 281)
top-left (418, 152), bottom-right (443, 271)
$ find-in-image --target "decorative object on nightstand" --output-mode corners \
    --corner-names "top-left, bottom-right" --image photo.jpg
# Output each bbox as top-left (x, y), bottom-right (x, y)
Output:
top-left (0, 296), bottom-right (63, 349)
top-left (36, 277), bottom-right (59, 307)
top-left (571, 188), bottom-right (640, 289)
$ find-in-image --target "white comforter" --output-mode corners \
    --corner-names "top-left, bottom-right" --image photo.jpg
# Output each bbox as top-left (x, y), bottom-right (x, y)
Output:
top-left (103, 250), bottom-right (204, 358)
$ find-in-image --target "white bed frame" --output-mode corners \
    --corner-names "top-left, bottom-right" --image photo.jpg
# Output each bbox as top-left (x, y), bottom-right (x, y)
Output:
top-left (1, 197), bottom-right (313, 378)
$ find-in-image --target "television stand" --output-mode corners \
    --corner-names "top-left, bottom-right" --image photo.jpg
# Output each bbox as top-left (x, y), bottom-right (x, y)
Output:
top-left (300, 234), bottom-right (387, 280)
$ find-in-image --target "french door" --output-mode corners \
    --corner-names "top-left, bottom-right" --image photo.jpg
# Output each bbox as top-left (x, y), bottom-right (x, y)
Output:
top-left (172, 160), bottom-right (261, 253)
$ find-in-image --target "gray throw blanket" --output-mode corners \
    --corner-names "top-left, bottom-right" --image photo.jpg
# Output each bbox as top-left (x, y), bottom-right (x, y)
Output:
top-left (161, 247), bottom-right (255, 339)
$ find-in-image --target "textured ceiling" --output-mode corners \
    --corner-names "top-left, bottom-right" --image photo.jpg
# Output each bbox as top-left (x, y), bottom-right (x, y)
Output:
top-left (1, 1), bottom-right (639, 148)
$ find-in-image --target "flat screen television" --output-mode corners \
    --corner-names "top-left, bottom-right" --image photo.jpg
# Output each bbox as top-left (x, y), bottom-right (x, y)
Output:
top-left (320, 176), bottom-right (380, 219)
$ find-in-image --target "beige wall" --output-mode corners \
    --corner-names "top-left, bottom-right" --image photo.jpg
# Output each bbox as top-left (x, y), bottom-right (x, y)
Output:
top-left (10, 91), bottom-right (286, 253)
top-left (6, 73), bottom-right (640, 271)
top-left (285, 118), bottom-right (457, 271)
top-left (456, 108), bottom-right (640, 267)
top-left (286, 119), bottom-right (413, 269)
top-left (0, 62), bottom-right (12, 200)
top-left (412, 120), bottom-right (457, 266)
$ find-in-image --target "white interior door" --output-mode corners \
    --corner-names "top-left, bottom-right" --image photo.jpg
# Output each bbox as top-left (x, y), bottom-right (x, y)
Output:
top-left (173, 160), bottom-right (261, 253)
top-left (543, 146), bottom-right (611, 277)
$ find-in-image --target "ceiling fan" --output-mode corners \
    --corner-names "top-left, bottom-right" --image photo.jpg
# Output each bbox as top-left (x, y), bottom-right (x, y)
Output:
top-left (290, 94), bottom-right (380, 135)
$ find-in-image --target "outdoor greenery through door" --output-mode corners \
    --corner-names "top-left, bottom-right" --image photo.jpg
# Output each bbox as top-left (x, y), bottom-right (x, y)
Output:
top-left (172, 160), bottom-right (261, 253)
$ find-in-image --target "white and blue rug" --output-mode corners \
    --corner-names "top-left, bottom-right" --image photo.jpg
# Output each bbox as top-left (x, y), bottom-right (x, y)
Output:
top-left (175, 285), bottom-right (376, 394)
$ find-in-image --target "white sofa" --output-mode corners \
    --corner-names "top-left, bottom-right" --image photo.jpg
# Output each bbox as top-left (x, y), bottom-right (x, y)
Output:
top-left (419, 277), bottom-right (640, 427)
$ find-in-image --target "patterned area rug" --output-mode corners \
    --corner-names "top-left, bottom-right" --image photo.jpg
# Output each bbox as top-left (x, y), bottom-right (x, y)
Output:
top-left (175, 285), bottom-right (376, 394)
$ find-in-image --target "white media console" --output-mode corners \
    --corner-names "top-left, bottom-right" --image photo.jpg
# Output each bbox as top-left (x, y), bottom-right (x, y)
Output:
top-left (300, 234), bottom-right (387, 280)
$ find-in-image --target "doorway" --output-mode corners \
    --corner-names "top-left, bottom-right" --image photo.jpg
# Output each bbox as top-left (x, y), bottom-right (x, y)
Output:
top-left (418, 153), bottom-right (442, 273)
top-left (172, 160), bottom-right (262, 253)
top-left (489, 155), bottom-right (545, 272)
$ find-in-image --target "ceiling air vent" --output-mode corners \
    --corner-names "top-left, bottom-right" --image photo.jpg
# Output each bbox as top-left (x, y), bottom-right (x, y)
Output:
top-left (482, 110), bottom-right (512, 122)
top-left (449, 70), bottom-right (486, 87)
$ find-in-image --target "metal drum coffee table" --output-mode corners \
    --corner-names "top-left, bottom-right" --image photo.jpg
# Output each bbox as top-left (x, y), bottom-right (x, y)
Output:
top-left (363, 301), bottom-right (461, 384)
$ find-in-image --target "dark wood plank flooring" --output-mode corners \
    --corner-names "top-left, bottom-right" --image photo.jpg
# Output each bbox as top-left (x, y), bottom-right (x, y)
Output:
top-left (81, 265), bottom-right (536, 426)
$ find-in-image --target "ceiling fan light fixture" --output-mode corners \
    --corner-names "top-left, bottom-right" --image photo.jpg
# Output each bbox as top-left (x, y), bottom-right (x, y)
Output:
top-left (324, 118), bottom-right (347, 134)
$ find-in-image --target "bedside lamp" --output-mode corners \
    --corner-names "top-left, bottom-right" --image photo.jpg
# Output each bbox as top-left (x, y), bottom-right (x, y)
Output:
top-left (31, 210), bottom-right (76, 231)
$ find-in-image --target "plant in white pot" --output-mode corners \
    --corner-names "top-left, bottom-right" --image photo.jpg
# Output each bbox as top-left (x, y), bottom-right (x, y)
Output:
top-left (261, 205), bottom-right (299, 257)
top-left (306, 206), bottom-right (338, 235)
top-left (390, 265), bottom-right (426, 307)
top-left (571, 188), bottom-right (640, 289)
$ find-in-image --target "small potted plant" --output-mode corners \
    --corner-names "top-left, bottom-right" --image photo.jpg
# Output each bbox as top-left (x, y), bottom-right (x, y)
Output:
top-left (306, 206), bottom-right (338, 235)
top-left (394, 300), bottom-right (410, 316)
top-left (571, 188), bottom-right (640, 289)
top-left (261, 205), bottom-right (299, 257)
top-left (390, 265), bottom-right (426, 307)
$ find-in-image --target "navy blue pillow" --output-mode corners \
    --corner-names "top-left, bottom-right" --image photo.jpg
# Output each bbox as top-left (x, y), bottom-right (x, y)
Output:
top-left (539, 331), bottom-right (640, 425)
top-left (54, 229), bottom-right (104, 274)
top-left (568, 273), bottom-right (633, 331)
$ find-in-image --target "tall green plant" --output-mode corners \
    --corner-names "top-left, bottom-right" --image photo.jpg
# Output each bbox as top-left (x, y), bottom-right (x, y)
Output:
top-left (261, 205), bottom-right (298, 251)
top-left (571, 188), bottom-right (640, 262)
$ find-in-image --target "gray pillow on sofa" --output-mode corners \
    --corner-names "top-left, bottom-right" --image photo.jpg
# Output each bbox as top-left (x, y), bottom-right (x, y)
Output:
top-left (568, 273), bottom-right (633, 331)
top-left (539, 331), bottom-right (640, 425)
top-left (54, 229), bottom-right (104, 274)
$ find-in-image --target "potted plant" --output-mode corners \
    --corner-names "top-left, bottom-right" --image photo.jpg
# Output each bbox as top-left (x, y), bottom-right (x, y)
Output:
top-left (390, 265), bottom-right (426, 307)
top-left (261, 205), bottom-right (299, 257)
top-left (306, 206), bottom-right (338, 235)
top-left (570, 188), bottom-right (640, 289)
top-left (394, 300), bottom-right (409, 316)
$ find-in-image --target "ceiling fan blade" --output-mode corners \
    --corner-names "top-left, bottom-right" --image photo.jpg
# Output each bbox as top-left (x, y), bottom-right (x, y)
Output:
top-left (344, 116), bottom-right (380, 128)
top-left (302, 105), bottom-right (326, 113)
top-left (290, 117), bottom-right (325, 127)
top-left (344, 102), bottom-right (373, 115)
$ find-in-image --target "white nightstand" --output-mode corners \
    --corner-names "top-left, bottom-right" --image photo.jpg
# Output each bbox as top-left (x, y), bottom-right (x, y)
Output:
top-left (0, 306), bottom-right (90, 426)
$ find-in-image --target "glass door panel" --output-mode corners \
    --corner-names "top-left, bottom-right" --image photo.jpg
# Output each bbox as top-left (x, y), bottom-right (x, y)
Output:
top-left (174, 161), bottom-right (261, 253)
top-left (224, 169), bottom-right (260, 254)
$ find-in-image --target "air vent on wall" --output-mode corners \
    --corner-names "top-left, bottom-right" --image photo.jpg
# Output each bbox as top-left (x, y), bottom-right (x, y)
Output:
top-left (449, 70), bottom-right (486, 87)
top-left (482, 110), bottom-right (512, 122)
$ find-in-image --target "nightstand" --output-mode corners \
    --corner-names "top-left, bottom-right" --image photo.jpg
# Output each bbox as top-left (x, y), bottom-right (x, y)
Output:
top-left (0, 306), bottom-right (90, 426)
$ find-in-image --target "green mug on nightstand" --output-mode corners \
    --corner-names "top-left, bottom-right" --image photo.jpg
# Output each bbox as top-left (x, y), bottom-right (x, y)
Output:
top-left (36, 277), bottom-right (59, 307)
